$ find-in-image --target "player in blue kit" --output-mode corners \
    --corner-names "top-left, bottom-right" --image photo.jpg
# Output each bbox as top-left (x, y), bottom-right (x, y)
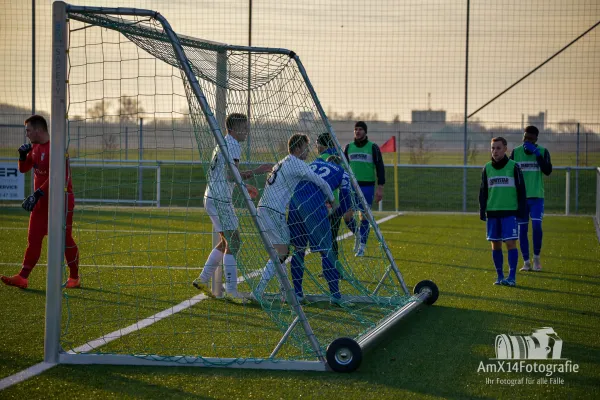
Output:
top-left (287, 156), bottom-right (345, 304)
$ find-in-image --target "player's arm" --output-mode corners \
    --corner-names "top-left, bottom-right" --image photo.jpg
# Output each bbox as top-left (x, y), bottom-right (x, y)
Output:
top-left (18, 144), bottom-right (33, 173)
top-left (537, 149), bottom-right (552, 176)
top-left (228, 160), bottom-right (260, 198)
top-left (239, 162), bottom-right (272, 180)
top-left (372, 144), bottom-right (386, 202)
top-left (478, 167), bottom-right (488, 221)
top-left (514, 165), bottom-right (528, 219)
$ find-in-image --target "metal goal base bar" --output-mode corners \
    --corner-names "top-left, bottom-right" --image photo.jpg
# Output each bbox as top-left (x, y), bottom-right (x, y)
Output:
top-left (59, 353), bottom-right (328, 371)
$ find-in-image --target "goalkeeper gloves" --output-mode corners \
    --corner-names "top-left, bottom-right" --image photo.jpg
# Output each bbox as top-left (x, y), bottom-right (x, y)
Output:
top-left (18, 143), bottom-right (32, 161)
top-left (479, 211), bottom-right (486, 221)
top-left (22, 189), bottom-right (44, 212)
top-left (523, 141), bottom-right (540, 157)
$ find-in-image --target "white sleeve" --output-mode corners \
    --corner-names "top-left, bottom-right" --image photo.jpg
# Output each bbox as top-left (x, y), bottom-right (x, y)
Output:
top-left (298, 162), bottom-right (334, 202)
top-left (229, 139), bottom-right (241, 162)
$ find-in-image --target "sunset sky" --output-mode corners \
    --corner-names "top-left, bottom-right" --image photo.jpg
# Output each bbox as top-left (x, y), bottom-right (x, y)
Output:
top-left (0, 0), bottom-right (598, 126)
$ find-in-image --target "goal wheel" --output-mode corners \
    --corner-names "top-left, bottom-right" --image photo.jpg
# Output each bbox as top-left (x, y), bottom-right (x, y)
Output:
top-left (413, 280), bottom-right (439, 305)
top-left (326, 337), bottom-right (362, 373)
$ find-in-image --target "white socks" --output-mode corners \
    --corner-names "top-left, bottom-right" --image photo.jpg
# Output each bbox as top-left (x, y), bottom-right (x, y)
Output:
top-left (199, 249), bottom-right (224, 282)
top-left (223, 254), bottom-right (238, 294)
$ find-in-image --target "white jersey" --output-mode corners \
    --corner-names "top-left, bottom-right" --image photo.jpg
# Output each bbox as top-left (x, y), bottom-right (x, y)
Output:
top-left (258, 154), bottom-right (334, 214)
top-left (204, 134), bottom-right (242, 202)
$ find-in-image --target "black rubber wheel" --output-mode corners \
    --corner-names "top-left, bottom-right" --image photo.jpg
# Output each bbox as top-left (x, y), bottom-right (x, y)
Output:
top-left (414, 280), bottom-right (439, 305)
top-left (326, 337), bottom-right (362, 373)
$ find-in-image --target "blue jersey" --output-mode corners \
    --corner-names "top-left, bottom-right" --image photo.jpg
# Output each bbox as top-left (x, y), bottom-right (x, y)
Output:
top-left (290, 159), bottom-right (344, 213)
top-left (338, 171), bottom-right (353, 215)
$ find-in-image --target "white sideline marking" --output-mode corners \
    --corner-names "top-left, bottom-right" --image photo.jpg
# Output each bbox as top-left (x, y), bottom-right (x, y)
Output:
top-left (0, 213), bottom-right (401, 390)
top-left (70, 293), bottom-right (209, 353)
top-left (0, 362), bottom-right (56, 391)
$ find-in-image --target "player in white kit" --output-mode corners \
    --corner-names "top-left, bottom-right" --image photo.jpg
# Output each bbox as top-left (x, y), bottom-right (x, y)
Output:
top-left (193, 113), bottom-right (272, 298)
top-left (254, 133), bottom-right (335, 300)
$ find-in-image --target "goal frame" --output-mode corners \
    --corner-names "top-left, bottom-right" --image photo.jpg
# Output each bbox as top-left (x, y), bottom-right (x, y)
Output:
top-left (47, 1), bottom-right (428, 372)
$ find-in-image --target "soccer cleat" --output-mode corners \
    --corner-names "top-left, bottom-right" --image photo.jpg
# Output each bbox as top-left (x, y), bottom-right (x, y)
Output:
top-left (501, 278), bottom-right (516, 287)
top-left (493, 279), bottom-right (503, 285)
top-left (192, 278), bottom-right (214, 297)
top-left (64, 277), bottom-right (81, 289)
top-left (330, 297), bottom-right (355, 308)
top-left (520, 260), bottom-right (531, 271)
top-left (532, 257), bottom-right (542, 271)
top-left (1, 274), bottom-right (28, 289)
top-left (355, 248), bottom-right (365, 257)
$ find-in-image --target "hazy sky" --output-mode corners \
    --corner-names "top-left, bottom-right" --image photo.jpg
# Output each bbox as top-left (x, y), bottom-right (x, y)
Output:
top-left (0, 0), bottom-right (598, 125)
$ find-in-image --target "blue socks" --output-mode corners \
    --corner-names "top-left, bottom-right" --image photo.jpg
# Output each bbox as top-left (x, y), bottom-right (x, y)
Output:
top-left (359, 219), bottom-right (370, 245)
top-left (519, 221), bottom-right (543, 259)
top-left (532, 220), bottom-right (543, 256)
top-left (493, 249), bottom-right (504, 280)
top-left (321, 250), bottom-right (340, 299)
top-left (345, 218), bottom-right (357, 235)
top-left (519, 223), bottom-right (530, 261)
top-left (290, 250), bottom-right (305, 297)
top-left (508, 248), bottom-right (518, 281)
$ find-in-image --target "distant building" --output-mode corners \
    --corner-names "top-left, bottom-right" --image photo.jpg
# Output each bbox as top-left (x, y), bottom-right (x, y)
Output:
top-left (527, 112), bottom-right (545, 131)
top-left (411, 110), bottom-right (446, 124)
top-left (299, 111), bottom-right (315, 130)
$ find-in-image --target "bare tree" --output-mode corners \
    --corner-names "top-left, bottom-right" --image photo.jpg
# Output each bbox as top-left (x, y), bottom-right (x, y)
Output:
top-left (406, 133), bottom-right (433, 164)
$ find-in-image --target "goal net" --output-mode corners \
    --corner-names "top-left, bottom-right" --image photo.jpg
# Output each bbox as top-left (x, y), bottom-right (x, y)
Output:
top-left (49, 2), bottom-right (428, 371)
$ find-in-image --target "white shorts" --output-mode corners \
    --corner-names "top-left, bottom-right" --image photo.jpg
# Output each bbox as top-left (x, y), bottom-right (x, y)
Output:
top-left (204, 196), bottom-right (239, 232)
top-left (257, 207), bottom-right (289, 245)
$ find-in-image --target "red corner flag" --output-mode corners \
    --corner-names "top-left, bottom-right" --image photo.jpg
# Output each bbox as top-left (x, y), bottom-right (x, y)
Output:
top-left (380, 136), bottom-right (396, 153)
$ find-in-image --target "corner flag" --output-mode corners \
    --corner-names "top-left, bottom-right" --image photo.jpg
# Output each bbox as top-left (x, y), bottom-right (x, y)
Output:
top-left (380, 136), bottom-right (396, 153)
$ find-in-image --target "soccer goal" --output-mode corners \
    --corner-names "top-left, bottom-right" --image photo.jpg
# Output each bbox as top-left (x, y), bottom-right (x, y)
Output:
top-left (47, 1), bottom-right (439, 372)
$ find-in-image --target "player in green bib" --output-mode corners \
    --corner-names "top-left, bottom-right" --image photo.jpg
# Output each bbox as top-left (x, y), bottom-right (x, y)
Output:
top-left (343, 121), bottom-right (386, 257)
top-left (479, 137), bottom-right (527, 287)
top-left (510, 125), bottom-right (552, 272)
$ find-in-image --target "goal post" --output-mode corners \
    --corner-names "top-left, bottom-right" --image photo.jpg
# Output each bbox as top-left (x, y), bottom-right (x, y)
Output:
top-left (48, 1), bottom-right (438, 372)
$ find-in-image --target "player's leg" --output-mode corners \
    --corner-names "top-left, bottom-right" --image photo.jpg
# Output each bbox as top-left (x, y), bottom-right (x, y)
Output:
top-left (487, 217), bottom-right (504, 285)
top-left (63, 197), bottom-right (81, 288)
top-left (356, 185), bottom-right (375, 256)
top-left (501, 216), bottom-right (519, 287)
top-left (518, 200), bottom-right (531, 271)
top-left (288, 208), bottom-right (308, 300)
top-left (530, 199), bottom-right (544, 271)
top-left (255, 208), bottom-right (290, 298)
top-left (223, 230), bottom-right (241, 296)
top-left (193, 197), bottom-right (226, 292)
top-left (290, 249), bottom-right (306, 300)
top-left (2, 207), bottom-right (47, 289)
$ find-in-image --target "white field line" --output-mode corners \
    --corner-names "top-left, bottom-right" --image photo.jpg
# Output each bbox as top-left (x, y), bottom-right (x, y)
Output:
top-left (0, 362), bottom-right (56, 391)
top-left (0, 213), bottom-right (401, 390)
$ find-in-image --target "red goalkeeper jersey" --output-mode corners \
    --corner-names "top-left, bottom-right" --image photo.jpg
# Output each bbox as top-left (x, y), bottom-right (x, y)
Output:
top-left (18, 141), bottom-right (73, 198)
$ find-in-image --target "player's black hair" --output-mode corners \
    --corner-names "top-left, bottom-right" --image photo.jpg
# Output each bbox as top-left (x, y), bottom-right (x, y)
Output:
top-left (226, 113), bottom-right (248, 132)
top-left (524, 125), bottom-right (539, 137)
top-left (24, 115), bottom-right (48, 132)
top-left (326, 155), bottom-right (342, 165)
top-left (317, 132), bottom-right (334, 148)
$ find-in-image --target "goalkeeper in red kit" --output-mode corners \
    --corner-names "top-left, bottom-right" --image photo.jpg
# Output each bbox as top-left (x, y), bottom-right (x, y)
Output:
top-left (1, 115), bottom-right (80, 289)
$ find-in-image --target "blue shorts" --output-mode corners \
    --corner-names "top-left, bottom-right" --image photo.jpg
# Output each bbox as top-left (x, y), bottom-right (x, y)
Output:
top-left (487, 216), bottom-right (518, 242)
top-left (352, 185), bottom-right (375, 212)
top-left (288, 206), bottom-right (332, 252)
top-left (518, 198), bottom-right (544, 223)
